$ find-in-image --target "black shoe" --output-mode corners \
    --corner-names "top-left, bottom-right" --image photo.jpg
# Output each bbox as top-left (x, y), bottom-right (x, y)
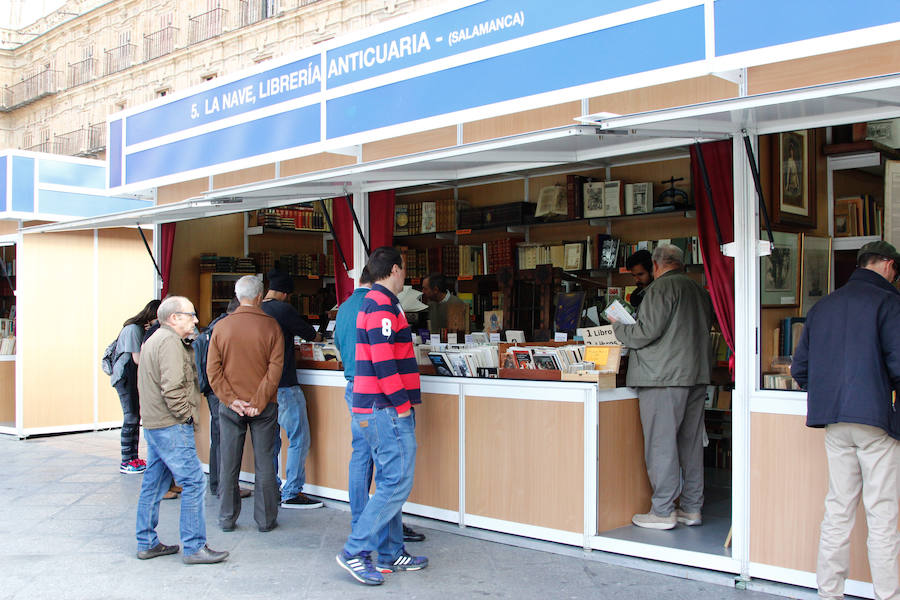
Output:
top-left (258, 521), bottom-right (277, 533)
top-left (403, 524), bottom-right (425, 542)
top-left (281, 493), bottom-right (323, 509)
top-left (136, 542), bottom-right (179, 560)
top-left (182, 545), bottom-right (229, 564)
top-left (219, 521), bottom-right (235, 532)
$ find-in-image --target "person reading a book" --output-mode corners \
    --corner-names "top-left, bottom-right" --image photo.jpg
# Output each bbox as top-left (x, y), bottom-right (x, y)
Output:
top-left (791, 240), bottom-right (900, 600)
top-left (421, 273), bottom-right (469, 334)
top-left (625, 249), bottom-right (654, 310)
top-left (607, 243), bottom-right (713, 531)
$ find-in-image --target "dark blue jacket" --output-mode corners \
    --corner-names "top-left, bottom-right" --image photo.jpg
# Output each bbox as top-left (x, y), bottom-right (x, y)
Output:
top-left (791, 268), bottom-right (900, 439)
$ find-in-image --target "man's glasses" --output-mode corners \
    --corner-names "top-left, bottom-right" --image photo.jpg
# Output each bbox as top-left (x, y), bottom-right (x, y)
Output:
top-left (174, 311), bottom-right (197, 318)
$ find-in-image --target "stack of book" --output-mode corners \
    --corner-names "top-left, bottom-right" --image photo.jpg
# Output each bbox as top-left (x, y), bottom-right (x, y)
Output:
top-left (0, 336), bottom-right (14, 355)
top-left (235, 258), bottom-right (256, 273)
top-left (486, 239), bottom-right (516, 272)
top-left (501, 345), bottom-right (589, 372)
top-left (424, 344), bottom-right (500, 377)
top-left (200, 253), bottom-right (218, 272)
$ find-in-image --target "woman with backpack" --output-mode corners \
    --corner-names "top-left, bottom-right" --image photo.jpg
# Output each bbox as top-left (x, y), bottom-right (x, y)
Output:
top-left (111, 299), bottom-right (161, 474)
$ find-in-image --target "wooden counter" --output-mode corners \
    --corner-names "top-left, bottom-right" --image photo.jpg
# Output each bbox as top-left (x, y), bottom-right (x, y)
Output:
top-left (193, 369), bottom-right (648, 548)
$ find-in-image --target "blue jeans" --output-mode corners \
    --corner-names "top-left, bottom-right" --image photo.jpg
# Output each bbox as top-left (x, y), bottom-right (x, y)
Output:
top-left (345, 381), bottom-right (375, 526)
top-left (136, 424), bottom-right (207, 555)
top-left (343, 406), bottom-right (416, 562)
top-left (274, 386), bottom-right (310, 501)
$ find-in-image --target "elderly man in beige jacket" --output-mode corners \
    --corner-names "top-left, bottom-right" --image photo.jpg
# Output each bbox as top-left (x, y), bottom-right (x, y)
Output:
top-left (135, 295), bottom-right (229, 565)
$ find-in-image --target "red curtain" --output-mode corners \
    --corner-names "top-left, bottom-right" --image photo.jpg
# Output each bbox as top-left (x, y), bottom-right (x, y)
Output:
top-left (690, 140), bottom-right (736, 370)
top-left (159, 222), bottom-right (176, 299)
top-left (332, 190), bottom-right (396, 303)
top-left (333, 197), bottom-right (354, 303)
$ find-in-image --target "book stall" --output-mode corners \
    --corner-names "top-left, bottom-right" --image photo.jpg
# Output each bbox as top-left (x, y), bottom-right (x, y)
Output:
top-left (14, 1), bottom-right (900, 596)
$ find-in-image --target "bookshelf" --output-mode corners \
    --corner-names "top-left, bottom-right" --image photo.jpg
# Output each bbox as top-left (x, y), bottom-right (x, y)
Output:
top-left (394, 158), bottom-right (700, 337)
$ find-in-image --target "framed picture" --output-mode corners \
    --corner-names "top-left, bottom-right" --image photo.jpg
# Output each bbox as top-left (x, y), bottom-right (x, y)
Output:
top-left (760, 231), bottom-right (800, 307)
top-left (772, 130), bottom-right (816, 228)
top-left (800, 234), bottom-right (832, 317)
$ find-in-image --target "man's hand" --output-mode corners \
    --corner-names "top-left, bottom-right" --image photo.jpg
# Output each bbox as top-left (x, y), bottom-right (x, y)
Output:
top-left (229, 400), bottom-right (250, 416)
top-left (606, 315), bottom-right (618, 324)
top-left (398, 410), bottom-right (411, 418)
top-left (245, 406), bottom-right (260, 417)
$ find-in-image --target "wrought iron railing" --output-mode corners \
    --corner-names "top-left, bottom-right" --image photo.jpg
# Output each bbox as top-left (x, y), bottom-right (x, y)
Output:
top-left (25, 140), bottom-right (52, 153)
top-left (68, 57), bottom-right (95, 87)
top-left (239, 0), bottom-right (276, 28)
top-left (105, 43), bottom-right (135, 75)
top-left (189, 7), bottom-right (227, 44)
top-left (87, 122), bottom-right (106, 153)
top-left (54, 128), bottom-right (85, 156)
top-left (5, 69), bottom-right (60, 110)
top-left (144, 26), bottom-right (177, 62)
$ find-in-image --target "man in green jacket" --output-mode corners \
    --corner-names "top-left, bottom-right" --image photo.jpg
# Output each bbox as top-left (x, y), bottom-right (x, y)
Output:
top-left (610, 244), bottom-right (713, 531)
top-left (135, 296), bottom-right (228, 564)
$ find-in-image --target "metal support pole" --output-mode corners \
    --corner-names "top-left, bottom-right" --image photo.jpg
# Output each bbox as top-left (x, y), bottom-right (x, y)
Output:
top-left (693, 141), bottom-right (725, 248)
top-left (742, 133), bottom-right (775, 247)
top-left (319, 199), bottom-right (350, 273)
top-left (137, 225), bottom-right (163, 280)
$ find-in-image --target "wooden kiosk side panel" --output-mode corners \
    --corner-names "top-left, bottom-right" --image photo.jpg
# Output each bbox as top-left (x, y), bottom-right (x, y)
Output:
top-left (20, 231), bottom-right (96, 428)
top-left (750, 412), bottom-right (878, 582)
top-left (0, 361), bottom-right (14, 423)
top-left (96, 228), bottom-right (157, 424)
top-left (303, 383), bottom-right (353, 491)
top-left (408, 392), bottom-right (459, 511)
top-left (465, 395), bottom-right (584, 533)
top-left (597, 398), bottom-right (652, 532)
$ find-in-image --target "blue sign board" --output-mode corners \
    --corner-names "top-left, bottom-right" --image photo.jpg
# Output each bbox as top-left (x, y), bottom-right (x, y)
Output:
top-left (111, 0), bottom-right (900, 190)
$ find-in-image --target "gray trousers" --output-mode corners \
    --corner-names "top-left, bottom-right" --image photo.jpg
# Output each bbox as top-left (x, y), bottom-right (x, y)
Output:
top-left (637, 385), bottom-right (706, 516)
top-left (218, 401), bottom-right (280, 531)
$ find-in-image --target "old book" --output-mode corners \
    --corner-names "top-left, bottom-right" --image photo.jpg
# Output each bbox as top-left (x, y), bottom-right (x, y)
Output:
top-left (421, 201), bottom-right (436, 233)
top-left (602, 181), bottom-right (623, 217)
top-left (566, 174), bottom-right (586, 220)
top-left (535, 185), bottom-right (567, 218)
top-left (394, 204), bottom-right (409, 236)
top-left (428, 352), bottom-right (456, 377)
top-left (583, 181), bottom-right (606, 218)
top-left (625, 182), bottom-right (654, 215)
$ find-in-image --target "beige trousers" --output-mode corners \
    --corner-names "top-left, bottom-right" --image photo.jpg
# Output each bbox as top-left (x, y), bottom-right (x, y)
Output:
top-left (818, 422), bottom-right (900, 600)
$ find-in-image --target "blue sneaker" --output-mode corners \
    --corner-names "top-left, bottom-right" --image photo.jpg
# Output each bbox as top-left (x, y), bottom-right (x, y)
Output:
top-left (119, 459), bottom-right (146, 474)
top-left (377, 550), bottom-right (429, 573)
top-left (336, 551), bottom-right (384, 585)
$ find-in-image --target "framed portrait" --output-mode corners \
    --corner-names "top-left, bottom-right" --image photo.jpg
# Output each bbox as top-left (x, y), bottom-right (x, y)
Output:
top-left (772, 130), bottom-right (816, 228)
top-left (800, 234), bottom-right (832, 317)
top-left (760, 231), bottom-right (800, 307)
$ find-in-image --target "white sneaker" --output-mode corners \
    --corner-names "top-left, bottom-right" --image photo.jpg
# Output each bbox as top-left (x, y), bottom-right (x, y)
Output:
top-left (676, 509), bottom-right (702, 526)
top-left (632, 512), bottom-right (676, 530)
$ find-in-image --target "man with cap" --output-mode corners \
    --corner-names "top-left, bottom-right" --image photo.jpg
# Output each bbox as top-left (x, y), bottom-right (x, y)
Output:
top-left (792, 240), bottom-right (900, 600)
top-left (261, 270), bottom-right (323, 509)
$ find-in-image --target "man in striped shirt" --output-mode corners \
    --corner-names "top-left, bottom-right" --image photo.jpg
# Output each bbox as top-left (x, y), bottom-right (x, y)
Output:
top-left (336, 247), bottom-right (428, 586)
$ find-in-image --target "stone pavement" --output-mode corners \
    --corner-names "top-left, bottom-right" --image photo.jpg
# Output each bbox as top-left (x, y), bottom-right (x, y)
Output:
top-left (0, 430), bottom-right (807, 600)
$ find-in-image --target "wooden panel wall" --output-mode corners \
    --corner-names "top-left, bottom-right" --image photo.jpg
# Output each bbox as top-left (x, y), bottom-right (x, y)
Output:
top-left (465, 395), bottom-right (583, 533)
top-left (750, 413), bottom-right (887, 584)
top-left (96, 228), bottom-right (157, 424)
top-left (169, 213), bottom-right (244, 312)
top-left (212, 164), bottom-right (276, 190)
top-left (0, 361), bottom-right (14, 423)
top-left (157, 178), bottom-right (208, 206)
top-left (588, 76), bottom-right (738, 117)
top-left (749, 41), bottom-right (900, 95)
top-left (408, 392), bottom-right (459, 511)
top-left (20, 229), bottom-right (153, 429)
top-left (362, 127), bottom-right (457, 162)
top-left (597, 398), bottom-right (652, 532)
top-left (304, 384), bottom-right (353, 491)
top-left (463, 102), bottom-right (582, 144)
top-left (280, 153), bottom-right (357, 177)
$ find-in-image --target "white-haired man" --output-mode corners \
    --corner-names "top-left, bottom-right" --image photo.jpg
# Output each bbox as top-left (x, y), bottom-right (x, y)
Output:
top-left (609, 244), bottom-right (713, 530)
top-left (207, 275), bottom-right (284, 533)
top-left (135, 295), bottom-right (228, 564)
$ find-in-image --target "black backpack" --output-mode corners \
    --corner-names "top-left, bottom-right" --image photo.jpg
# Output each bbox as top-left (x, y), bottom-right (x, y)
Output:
top-left (101, 338), bottom-right (119, 376)
top-left (193, 313), bottom-right (225, 395)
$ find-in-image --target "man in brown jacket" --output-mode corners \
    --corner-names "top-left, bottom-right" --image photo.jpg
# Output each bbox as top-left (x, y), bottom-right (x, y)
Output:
top-left (207, 275), bottom-right (284, 532)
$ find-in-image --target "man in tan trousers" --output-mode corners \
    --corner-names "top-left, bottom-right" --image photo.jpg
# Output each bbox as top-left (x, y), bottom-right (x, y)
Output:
top-left (792, 240), bottom-right (900, 600)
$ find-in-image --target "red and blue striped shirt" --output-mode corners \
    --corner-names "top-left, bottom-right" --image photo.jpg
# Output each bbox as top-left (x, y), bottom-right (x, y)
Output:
top-left (351, 283), bottom-right (421, 414)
